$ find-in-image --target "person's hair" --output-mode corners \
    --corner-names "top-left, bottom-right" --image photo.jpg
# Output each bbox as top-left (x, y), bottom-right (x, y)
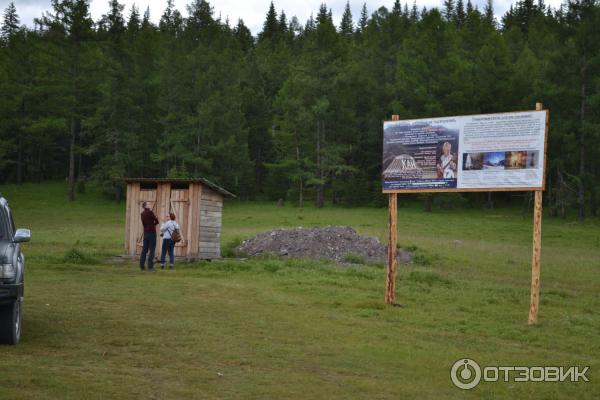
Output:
top-left (169, 212), bottom-right (176, 220)
top-left (443, 142), bottom-right (451, 151)
top-left (142, 201), bottom-right (147, 208)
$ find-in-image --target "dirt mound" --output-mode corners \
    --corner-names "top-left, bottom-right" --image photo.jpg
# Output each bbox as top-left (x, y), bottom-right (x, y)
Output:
top-left (236, 226), bottom-right (412, 264)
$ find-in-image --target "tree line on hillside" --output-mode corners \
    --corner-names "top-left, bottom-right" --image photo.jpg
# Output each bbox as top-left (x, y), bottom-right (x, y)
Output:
top-left (0, 0), bottom-right (598, 219)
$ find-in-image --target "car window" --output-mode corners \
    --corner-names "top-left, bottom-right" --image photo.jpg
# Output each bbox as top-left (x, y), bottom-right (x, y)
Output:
top-left (7, 209), bottom-right (15, 236)
top-left (0, 208), bottom-right (8, 240)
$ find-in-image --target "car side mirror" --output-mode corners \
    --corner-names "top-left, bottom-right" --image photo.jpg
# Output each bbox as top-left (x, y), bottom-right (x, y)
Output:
top-left (14, 229), bottom-right (31, 243)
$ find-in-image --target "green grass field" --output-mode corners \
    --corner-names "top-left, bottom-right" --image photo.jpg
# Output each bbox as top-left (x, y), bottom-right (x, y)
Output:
top-left (0, 182), bottom-right (598, 399)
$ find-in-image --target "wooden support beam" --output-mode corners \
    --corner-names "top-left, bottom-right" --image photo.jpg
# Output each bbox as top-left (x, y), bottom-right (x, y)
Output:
top-left (385, 114), bottom-right (400, 305)
top-left (528, 102), bottom-right (545, 325)
top-left (385, 192), bottom-right (398, 305)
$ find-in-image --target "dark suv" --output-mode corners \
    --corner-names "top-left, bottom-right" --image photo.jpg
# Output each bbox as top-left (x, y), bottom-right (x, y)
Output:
top-left (0, 195), bottom-right (30, 345)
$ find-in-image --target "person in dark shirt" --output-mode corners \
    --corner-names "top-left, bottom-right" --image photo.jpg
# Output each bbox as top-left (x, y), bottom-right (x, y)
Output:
top-left (139, 201), bottom-right (159, 271)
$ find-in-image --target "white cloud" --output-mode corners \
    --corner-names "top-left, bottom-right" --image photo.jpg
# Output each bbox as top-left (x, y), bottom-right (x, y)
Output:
top-left (3, 0), bottom-right (565, 34)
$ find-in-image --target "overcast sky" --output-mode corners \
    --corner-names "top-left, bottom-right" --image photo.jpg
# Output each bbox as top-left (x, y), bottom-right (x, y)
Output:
top-left (3, 0), bottom-right (564, 34)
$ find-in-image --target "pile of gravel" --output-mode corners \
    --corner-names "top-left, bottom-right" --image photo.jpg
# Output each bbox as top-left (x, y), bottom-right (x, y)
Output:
top-left (236, 226), bottom-right (412, 264)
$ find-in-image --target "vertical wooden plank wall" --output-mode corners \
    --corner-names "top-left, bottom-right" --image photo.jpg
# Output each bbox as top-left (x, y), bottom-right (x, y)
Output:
top-left (127, 183), bottom-right (141, 256)
top-left (170, 189), bottom-right (190, 257)
top-left (135, 189), bottom-right (157, 255)
top-left (198, 187), bottom-right (223, 259)
top-left (154, 182), bottom-right (171, 258)
top-left (124, 183), bottom-right (133, 255)
top-left (187, 183), bottom-right (202, 258)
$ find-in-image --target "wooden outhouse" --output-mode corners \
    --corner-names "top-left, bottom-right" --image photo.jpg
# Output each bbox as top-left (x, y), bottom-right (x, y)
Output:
top-left (123, 178), bottom-right (235, 260)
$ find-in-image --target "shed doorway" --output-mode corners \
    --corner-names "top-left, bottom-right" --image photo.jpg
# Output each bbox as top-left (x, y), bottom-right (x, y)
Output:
top-left (134, 187), bottom-right (191, 258)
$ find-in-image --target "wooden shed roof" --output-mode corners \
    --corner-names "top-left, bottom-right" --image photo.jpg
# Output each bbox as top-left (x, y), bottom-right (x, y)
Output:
top-left (123, 177), bottom-right (236, 198)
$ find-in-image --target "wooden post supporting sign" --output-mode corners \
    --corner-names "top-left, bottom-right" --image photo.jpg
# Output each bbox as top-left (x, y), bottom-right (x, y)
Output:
top-left (385, 114), bottom-right (400, 305)
top-left (528, 102), bottom-right (545, 325)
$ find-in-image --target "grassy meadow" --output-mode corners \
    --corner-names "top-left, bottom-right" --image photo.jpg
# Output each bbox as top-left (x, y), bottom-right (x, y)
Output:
top-left (0, 182), bottom-right (598, 399)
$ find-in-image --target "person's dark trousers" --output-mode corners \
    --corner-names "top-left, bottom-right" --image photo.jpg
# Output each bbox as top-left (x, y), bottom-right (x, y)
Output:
top-left (160, 238), bottom-right (175, 268)
top-left (140, 232), bottom-right (157, 270)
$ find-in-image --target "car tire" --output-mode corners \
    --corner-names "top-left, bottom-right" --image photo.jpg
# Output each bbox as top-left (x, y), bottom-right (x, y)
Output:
top-left (0, 298), bottom-right (22, 345)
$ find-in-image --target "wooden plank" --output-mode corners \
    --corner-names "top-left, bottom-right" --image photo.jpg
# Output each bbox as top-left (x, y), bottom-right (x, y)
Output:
top-left (128, 184), bottom-right (134, 254)
top-left (200, 220), bottom-right (222, 226)
top-left (385, 192), bottom-right (398, 305)
top-left (201, 199), bottom-right (223, 207)
top-left (154, 185), bottom-right (160, 258)
top-left (528, 103), bottom-right (545, 326)
top-left (136, 189), bottom-right (157, 255)
top-left (202, 198), bottom-right (223, 210)
top-left (179, 188), bottom-right (189, 257)
top-left (124, 183), bottom-right (132, 254)
top-left (200, 207), bottom-right (222, 214)
top-left (198, 226), bottom-right (220, 233)
top-left (195, 183), bottom-right (202, 256)
top-left (198, 238), bottom-right (221, 244)
top-left (200, 215), bottom-right (221, 221)
top-left (198, 242), bottom-right (221, 248)
top-left (201, 208), bottom-right (222, 213)
top-left (200, 218), bottom-right (222, 224)
top-left (528, 190), bottom-right (543, 325)
top-left (130, 183), bottom-right (141, 256)
top-left (200, 221), bottom-right (222, 228)
top-left (540, 103), bottom-right (550, 194)
top-left (200, 206), bottom-right (222, 213)
top-left (154, 183), bottom-right (167, 258)
top-left (199, 231), bottom-right (220, 237)
top-left (200, 211), bottom-right (222, 219)
top-left (198, 232), bottom-right (221, 239)
top-left (199, 248), bottom-right (220, 254)
top-left (187, 183), bottom-right (201, 257)
top-left (201, 200), bottom-right (223, 206)
top-left (169, 188), bottom-right (189, 257)
top-left (186, 183), bottom-right (194, 257)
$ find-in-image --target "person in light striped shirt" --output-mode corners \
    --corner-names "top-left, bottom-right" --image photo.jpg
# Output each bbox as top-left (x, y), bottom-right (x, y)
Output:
top-left (159, 213), bottom-right (180, 270)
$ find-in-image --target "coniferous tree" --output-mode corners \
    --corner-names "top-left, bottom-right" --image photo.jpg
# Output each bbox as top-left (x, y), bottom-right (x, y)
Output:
top-left (1, 2), bottom-right (19, 40)
top-left (484, 0), bottom-right (495, 26)
top-left (259, 2), bottom-right (279, 42)
top-left (444, 0), bottom-right (455, 21)
top-left (44, 0), bottom-right (99, 201)
top-left (456, 0), bottom-right (466, 25)
top-left (340, 1), bottom-right (354, 36)
top-left (358, 3), bottom-right (368, 33)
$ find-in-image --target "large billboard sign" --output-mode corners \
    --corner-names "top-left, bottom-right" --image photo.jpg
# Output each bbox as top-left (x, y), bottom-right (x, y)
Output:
top-left (382, 110), bottom-right (548, 192)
